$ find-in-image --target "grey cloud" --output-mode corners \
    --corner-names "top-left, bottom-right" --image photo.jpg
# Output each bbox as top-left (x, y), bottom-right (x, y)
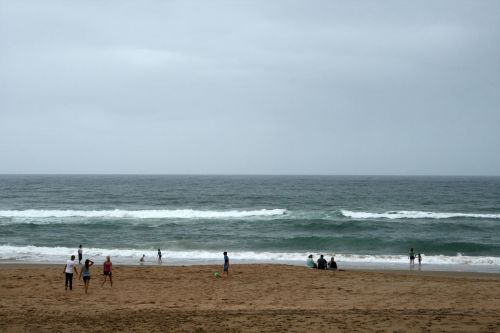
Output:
top-left (1, 0), bottom-right (499, 174)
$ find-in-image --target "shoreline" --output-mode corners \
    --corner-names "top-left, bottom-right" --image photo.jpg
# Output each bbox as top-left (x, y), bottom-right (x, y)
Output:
top-left (1, 262), bottom-right (500, 278)
top-left (2, 258), bottom-right (500, 274)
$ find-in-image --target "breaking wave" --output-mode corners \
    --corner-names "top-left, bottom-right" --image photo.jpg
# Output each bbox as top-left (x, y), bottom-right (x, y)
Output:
top-left (0, 209), bottom-right (287, 219)
top-left (341, 210), bottom-right (500, 220)
top-left (1, 245), bottom-right (499, 268)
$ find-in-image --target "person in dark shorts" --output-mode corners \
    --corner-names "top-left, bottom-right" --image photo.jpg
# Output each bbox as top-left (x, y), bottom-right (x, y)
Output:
top-left (409, 248), bottom-right (415, 264)
top-left (317, 254), bottom-right (327, 270)
top-left (223, 251), bottom-right (229, 277)
top-left (78, 245), bottom-right (82, 264)
top-left (101, 256), bottom-right (113, 287)
top-left (79, 259), bottom-right (94, 294)
top-left (157, 249), bottom-right (162, 263)
top-left (63, 255), bottom-right (79, 291)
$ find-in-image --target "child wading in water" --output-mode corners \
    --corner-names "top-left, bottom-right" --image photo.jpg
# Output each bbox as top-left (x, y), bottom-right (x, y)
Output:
top-left (223, 251), bottom-right (229, 277)
top-left (79, 259), bottom-right (94, 294)
top-left (101, 256), bottom-right (113, 287)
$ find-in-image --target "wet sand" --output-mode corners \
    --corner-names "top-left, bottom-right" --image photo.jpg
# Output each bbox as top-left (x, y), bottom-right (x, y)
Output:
top-left (1, 264), bottom-right (499, 332)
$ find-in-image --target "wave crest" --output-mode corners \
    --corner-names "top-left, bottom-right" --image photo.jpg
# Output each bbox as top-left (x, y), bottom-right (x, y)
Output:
top-left (0, 209), bottom-right (287, 219)
top-left (341, 210), bottom-right (500, 220)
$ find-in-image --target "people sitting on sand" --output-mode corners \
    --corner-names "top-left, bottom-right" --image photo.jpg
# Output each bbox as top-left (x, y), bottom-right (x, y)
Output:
top-left (328, 257), bottom-right (345, 271)
top-left (306, 254), bottom-right (317, 269)
top-left (317, 254), bottom-right (328, 270)
top-left (328, 257), bottom-right (338, 270)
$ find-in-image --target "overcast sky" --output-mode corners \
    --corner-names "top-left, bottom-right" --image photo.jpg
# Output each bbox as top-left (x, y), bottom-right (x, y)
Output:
top-left (1, 1), bottom-right (499, 175)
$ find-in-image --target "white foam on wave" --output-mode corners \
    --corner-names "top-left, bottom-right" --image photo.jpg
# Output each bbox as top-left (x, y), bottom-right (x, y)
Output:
top-left (0, 209), bottom-right (287, 219)
top-left (1, 245), bottom-right (499, 268)
top-left (341, 210), bottom-right (500, 220)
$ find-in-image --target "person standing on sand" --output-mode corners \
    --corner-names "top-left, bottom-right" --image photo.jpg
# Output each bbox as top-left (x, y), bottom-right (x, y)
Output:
top-left (409, 248), bottom-right (415, 265)
top-left (157, 249), bottom-right (162, 263)
top-left (79, 259), bottom-right (94, 294)
top-left (101, 256), bottom-right (113, 287)
top-left (78, 245), bottom-right (82, 264)
top-left (223, 251), bottom-right (229, 277)
top-left (63, 255), bottom-right (79, 291)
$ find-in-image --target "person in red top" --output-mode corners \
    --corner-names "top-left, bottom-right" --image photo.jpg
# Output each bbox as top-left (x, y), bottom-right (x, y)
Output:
top-left (101, 256), bottom-right (113, 287)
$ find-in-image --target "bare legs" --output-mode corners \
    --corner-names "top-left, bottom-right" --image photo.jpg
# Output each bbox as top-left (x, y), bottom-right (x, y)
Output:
top-left (102, 274), bottom-right (113, 287)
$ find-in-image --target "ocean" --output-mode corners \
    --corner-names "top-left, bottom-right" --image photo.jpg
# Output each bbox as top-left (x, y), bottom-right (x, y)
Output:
top-left (0, 175), bottom-right (499, 272)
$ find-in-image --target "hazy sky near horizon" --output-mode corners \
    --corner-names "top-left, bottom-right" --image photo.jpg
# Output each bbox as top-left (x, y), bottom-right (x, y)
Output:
top-left (1, 1), bottom-right (499, 175)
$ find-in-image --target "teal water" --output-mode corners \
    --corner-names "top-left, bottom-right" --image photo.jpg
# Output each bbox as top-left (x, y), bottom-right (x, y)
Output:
top-left (0, 175), bottom-right (499, 270)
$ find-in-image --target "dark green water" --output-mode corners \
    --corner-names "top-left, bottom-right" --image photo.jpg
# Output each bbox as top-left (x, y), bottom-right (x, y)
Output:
top-left (0, 175), bottom-right (499, 268)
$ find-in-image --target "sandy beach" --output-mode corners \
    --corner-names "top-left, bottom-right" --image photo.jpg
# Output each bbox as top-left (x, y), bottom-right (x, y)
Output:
top-left (0, 264), bottom-right (499, 332)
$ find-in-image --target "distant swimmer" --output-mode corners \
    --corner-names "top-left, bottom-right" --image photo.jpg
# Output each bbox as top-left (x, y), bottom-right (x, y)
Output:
top-left (140, 254), bottom-right (145, 263)
top-left (101, 256), bottom-right (113, 287)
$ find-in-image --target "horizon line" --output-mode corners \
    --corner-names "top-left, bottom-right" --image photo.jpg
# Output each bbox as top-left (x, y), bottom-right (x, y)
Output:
top-left (0, 173), bottom-right (499, 177)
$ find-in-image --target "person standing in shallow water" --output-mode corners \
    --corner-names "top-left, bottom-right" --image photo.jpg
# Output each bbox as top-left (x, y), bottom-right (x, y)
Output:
top-left (409, 248), bottom-right (415, 265)
top-left (78, 245), bottom-right (82, 264)
top-left (418, 253), bottom-right (422, 265)
top-left (63, 255), bottom-right (79, 291)
top-left (223, 251), bottom-right (229, 277)
top-left (157, 249), bottom-right (162, 263)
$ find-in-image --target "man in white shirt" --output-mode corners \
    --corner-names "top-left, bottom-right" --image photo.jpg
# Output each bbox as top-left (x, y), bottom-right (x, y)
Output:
top-left (63, 255), bottom-right (79, 291)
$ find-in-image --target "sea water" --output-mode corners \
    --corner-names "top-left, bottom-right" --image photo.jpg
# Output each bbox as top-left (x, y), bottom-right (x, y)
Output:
top-left (0, 175), bottom-right (499, 272)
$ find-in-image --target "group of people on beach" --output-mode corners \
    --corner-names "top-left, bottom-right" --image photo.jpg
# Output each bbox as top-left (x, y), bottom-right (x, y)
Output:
top-left (63, 245), bottom-right (113, 293)
top-left (64, 246), bottom-right (231, 293)
top-left (306, 254), bottom-right (341, 271)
